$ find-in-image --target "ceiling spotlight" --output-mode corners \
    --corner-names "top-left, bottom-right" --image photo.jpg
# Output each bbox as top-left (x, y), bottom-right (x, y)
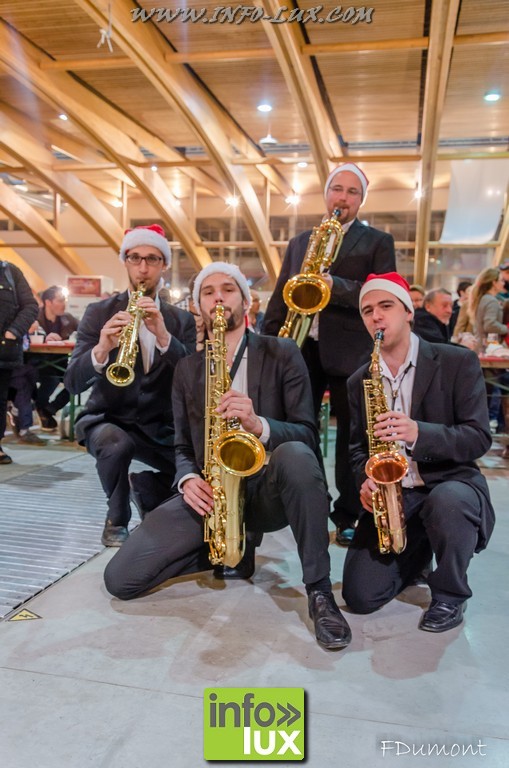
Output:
top-left (285, 194), bottom-right (300, 206)
top-left (111, 199), bottom-right (123, 208)
top-left (226, 195), bottom-right (239, 207)
top-left (257, 103), bottom-right (272, 113)
top-left (259, 133), bottom-right (278, 146)
top-left (150, 164), bottom-right (158, 172)
top-left (484, 91), bottom-right (501, 102)
top-left (58, 113), bottom-right (68, 121)
top-left (297, 161), bottom-right (308, 168)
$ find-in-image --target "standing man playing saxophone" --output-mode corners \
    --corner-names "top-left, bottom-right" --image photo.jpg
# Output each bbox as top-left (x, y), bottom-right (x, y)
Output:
top-left (343, 273), bottom-right (495, 632)
top-left (104, 262), bottom-right (351, 651)
top-left (263, 163), bottom-right (396, 545)
top-left (65, 225), bottom-right (196, 546)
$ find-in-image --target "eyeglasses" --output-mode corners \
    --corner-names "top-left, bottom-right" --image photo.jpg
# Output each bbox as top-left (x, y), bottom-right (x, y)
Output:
top-left (125, 254), bottom-right (163, 266)
top-left (328, 185), bottom-right (361, 197)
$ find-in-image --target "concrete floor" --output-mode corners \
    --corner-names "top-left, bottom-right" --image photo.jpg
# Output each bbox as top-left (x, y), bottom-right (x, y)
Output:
top-left (0, 430), bottom-right (508, 768)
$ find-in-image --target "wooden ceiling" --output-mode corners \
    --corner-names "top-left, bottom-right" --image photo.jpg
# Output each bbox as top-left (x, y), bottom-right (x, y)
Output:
top-left (0, 0), bottom-right (508, 287)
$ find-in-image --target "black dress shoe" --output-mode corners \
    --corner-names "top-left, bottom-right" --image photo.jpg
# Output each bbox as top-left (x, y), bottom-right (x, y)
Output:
top-left (418, 599), bottom-right (465, 633)
top-left (214, 551), bottom-right (255, 580)
top-left (128, 473), bottom-right (148, 520)
top-left (101, 520), bottom-right (129, 547)
top-left (0, 448), bottom-right (13, 465)
top-left (308, 590), bottom-right (352, 650)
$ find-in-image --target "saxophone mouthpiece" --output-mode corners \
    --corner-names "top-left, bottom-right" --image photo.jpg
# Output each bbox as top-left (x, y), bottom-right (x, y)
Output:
top-left (332, 207), bottom-right (341, 218)
top-left (374, 329), bottom-right (384, 342)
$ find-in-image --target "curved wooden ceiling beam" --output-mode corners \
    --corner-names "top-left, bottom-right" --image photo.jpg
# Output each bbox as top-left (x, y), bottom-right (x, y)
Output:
top-left (0, 112), bottom-right (124, 251)
top-left (0, 182), bottom-right (90, 273)
top-left (0, 20), bottom-right (212, 272)
top-left (74, 0), bottom-right (287, 282)
top-left (260, 1), bottom-right (343, 185)
top-left (414, 0), bottom-right (461, 286)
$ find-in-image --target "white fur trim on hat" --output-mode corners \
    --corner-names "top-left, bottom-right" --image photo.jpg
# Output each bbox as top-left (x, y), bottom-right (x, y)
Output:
top-left (193, 262), bottom-right (252, 311)
top-left (324, 163), bottom-right (369, 201)
top-left (359, 276), bottom-right (414, 317)
top-left (119, 224), bottom-right (171, 267)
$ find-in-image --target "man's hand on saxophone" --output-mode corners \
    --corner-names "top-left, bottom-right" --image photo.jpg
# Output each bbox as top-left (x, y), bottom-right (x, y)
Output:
top-left (181, 476), bottom-right (214, 517)
top-left (136, 295), bottom-right (171, 348)
top-left (215, 389), bottom-right (264, 437)
top-left (92, 310), bottom-right (131, 365)
top-left (373, 410), bottom-right (418, 445)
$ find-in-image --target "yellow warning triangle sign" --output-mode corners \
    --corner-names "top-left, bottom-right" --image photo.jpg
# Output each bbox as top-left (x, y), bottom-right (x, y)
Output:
top-left (8, 609), bottom-right (42, 621)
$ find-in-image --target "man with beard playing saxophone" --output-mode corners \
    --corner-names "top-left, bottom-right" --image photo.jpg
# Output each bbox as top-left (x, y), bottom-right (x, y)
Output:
top-left (343, 273), bottom-right (495, 632)
top-left (65, 224), bottom-right (196, 547)
top-left (104, 262), bottom-right (351, 651)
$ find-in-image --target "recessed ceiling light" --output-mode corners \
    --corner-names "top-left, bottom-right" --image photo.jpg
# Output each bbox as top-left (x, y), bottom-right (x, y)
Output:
top-left (58, 113), bottom-right (68, 121)
top-left (259, 133), bottom-right (278, 145)
top-left (297, 161), bottom-right (308, 168)
top-left (151, 164), bottom-right (158, 172)
top-left (226, 195), bottom-right (239, 207)
top-left (285, 194), bottom-right (300, 205)
top-left (257, 103), bottom-right (272, 113)
top-left (484, 91), bottom-right (501, 102)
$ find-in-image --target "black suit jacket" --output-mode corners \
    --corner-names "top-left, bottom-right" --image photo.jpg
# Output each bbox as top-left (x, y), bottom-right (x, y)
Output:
top-left (347, 338), bottom-right (495, 551)
top-left (171, 333), bottom-right (319, 482)
top-left (263, 219), bottom-right (396, 377)
top-left (64, 291), bottom-right (196, 446)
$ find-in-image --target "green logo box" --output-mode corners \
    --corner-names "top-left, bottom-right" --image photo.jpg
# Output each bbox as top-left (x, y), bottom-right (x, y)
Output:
top-left (204, 687), bottom-right (305, 761)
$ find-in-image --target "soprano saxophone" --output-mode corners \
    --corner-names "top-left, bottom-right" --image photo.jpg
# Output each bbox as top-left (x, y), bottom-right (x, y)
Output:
top-left (203, 305), bottom-right (266, 566)
top-left (363, 329), bottom-right (408, 554)
top-left (106, 283), bottom-right (146, 387)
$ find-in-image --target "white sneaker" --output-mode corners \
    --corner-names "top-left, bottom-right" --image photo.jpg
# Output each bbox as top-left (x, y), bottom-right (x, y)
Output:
top-left (489, 419), bottom-right (498, 434)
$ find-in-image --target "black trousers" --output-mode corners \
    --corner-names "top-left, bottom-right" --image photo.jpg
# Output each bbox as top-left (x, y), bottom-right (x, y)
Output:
top-left (301, 339), bottom-right (361, 529)
top-left (0, 368), bottom-right (13, 441)
top-left (342, 482), bottom-right (483, 612)
top-left (84, 421), bottom-right (176, 527)
top-left (35, 373), bottom-right (70, 416)
top-left (104, 441), bottom-right (331, 600)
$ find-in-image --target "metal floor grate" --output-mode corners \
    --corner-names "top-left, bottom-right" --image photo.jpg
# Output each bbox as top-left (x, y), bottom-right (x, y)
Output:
top-left (0, 453), bottom-right (109, 619)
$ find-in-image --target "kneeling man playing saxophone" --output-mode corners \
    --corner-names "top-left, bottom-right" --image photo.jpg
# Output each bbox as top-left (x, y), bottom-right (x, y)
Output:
top-left (343, 272), bottom-right (495, 632)
top-left (65, 224), bottom-right (196, 547)
top-left (104, 262), bottom-right (351, 651)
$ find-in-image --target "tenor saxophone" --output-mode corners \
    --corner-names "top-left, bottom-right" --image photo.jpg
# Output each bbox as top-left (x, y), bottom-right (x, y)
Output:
top-left (106, 283), bottom-right (146, 387)
top-left (278, 208), bottom-right (344, 347)
top-left (363, 329), bottom-right (408, 554)
top-left (203, 305), bottom-right (266, 566)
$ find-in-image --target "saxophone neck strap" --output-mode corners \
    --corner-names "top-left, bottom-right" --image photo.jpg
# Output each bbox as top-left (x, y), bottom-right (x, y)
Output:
top-left (229, 330), bottom-right (249, 380)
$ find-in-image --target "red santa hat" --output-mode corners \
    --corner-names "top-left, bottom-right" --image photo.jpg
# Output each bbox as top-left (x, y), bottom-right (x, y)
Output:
top-left (193, 262), bottom-right (252, 311)
top-left (119, 224), bottom-right (171, 266)
top-left (359, 272), bottom-right (415, 317)
top-left (324, 162), bottom-right (369, 201)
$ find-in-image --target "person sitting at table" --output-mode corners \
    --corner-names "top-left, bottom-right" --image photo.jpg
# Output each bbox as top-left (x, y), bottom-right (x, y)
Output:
top-left (34, 285), bottom-right (79, 431)
top-left (64, 224), bottom-right (196, 546)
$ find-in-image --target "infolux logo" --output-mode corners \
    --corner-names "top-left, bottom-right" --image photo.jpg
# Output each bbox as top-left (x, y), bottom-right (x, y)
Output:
top-left (204, 687), bottom-right (305, 761)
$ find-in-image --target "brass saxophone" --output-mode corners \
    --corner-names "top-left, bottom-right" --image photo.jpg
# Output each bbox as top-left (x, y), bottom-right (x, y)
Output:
top-left (278, 208), bottom-right (344, 347)
top-left (363, 329), bottom-right (408, 555)
top-left (106, 283), bottom-right (146, 387)
top-left (203, 305), bottom-right (266, 566)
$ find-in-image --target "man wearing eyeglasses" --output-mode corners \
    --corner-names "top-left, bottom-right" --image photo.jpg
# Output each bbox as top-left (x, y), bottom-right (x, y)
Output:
top-left (65, 224), bottom-right (196, 546)
top-left (263, 163), bottom-right (396, 548)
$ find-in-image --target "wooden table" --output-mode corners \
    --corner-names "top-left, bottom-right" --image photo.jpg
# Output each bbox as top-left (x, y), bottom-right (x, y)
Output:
top-left (26, 342), bottom-right (77, 440)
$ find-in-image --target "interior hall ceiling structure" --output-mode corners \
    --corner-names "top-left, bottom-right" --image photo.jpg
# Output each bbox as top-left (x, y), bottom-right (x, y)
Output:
top-left (0, 0), bottom-right (508, 288)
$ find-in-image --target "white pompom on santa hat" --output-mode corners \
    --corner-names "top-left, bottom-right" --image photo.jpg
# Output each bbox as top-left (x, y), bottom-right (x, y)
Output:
top-left (119, 224), bottom-right (171, 267)
top-left (359, 272), bottom-right (415, 317)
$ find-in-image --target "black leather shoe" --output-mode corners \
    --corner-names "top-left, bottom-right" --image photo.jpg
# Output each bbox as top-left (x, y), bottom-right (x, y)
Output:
top-left (214, 551), bottom-right (255, 580)
top-left (0, 448), bottom-right (13, 465)
top-left (418, 599), bottom-right (465, 633)
top-left (308, 590), bottom-right (352, 650)
top-left (128, 473), bottom-right (148, 520)
top-left (101, 520), bottom-right (129, 547)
